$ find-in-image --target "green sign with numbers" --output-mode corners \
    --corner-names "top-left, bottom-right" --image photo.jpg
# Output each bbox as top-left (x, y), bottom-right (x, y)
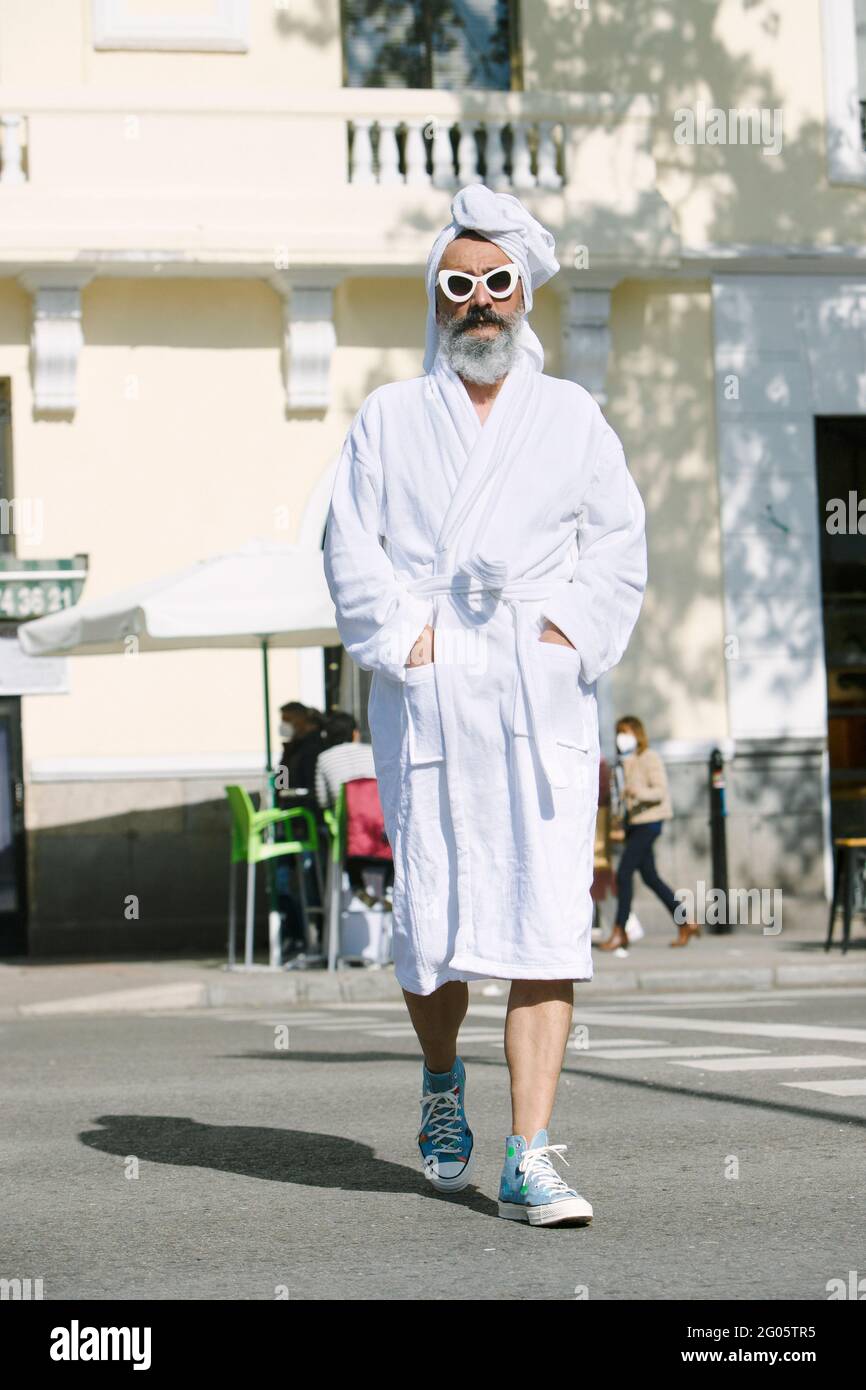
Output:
top-left (0, 554), bottom-right (88, 621)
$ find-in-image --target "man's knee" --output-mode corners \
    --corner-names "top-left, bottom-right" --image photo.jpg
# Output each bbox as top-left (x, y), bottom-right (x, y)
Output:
top-left (508, 978), bottom-right (574, 999)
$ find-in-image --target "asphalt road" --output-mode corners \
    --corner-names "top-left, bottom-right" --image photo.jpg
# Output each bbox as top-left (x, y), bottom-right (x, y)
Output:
top-left (3, 985), bottom-right (865, 1300)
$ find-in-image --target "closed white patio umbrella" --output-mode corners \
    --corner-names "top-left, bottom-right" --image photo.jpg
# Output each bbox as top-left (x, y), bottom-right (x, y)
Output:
top-left (17, 538), bottom-right (341, 967)
top-left (17, 537), bottom-right (338, 657)
top-left (18, 536), bottom-right (339, 764)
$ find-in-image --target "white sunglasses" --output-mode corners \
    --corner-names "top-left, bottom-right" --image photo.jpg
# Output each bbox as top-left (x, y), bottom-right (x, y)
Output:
top-left (437, 263), bottom-right (521, 303)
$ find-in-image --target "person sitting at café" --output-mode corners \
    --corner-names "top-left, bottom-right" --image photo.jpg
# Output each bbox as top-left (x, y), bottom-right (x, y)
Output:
top-left (276, 701), bottom-right (326, 809)
top-left (316, 710), bottom-right (390, 910)
top-left (274, 701), bottom-right (327, 961)
top-left (315, 710), bottom-right (376, 809)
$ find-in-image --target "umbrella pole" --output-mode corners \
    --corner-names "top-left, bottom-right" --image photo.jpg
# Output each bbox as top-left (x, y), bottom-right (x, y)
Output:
top-left (262, 637), bottom-right (274, 803)
top-left (262, 638), bottom-right (281, 967)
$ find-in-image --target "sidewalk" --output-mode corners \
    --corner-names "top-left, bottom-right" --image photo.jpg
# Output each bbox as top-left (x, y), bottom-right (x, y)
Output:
top-left (1, 909), bottom-right (863, 1017)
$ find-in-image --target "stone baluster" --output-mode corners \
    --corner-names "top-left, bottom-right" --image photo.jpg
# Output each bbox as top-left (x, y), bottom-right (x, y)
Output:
top-left (430, 120), bottom-right (455, 188)
top-left (350, 110), bottom-right (568, 192)
top-left (456, 120), bottom-right (481, 183)
top-left (484, 120), bottom-right (508, 190)
top-left (350, 117), bottom-right (375, 185)
top-left (0, 114), bottom-right (26, 185)
top-left (510, 120), bottom-right (534, 189)
top-left (537, 120), bottom-right (562, 189)
top-left (376, 118), bottom-right (402, 184)
top-left (404, 117), bottom-right (428, 185)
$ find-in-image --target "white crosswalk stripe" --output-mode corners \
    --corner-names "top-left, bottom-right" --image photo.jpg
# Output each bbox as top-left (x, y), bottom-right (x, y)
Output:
top-left (203, 993), bottom-right (866, 1101)
top-left (284, 1017), bottom-right (385, 1031)
top-left (671, 1054), bottom-right (866, 1072)
top-left (362, 1025), bottom-right (425, 1038)
top-left (364, 1025), bottom-right (506, 1042)
top-left (577, 1045), bottom-right (770, 1060)
top-left (572, 1009), bottom-right (866, 1045)
top-left (438, 1030), bottom-right (504, 1043)
top-left (781, 1079), bottom-right (866, 1096)
top-left (177, 1017), bottom-right (340, 1028)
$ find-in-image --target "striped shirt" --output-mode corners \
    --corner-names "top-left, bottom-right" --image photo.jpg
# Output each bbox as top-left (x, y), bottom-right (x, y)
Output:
top-left (315, 740), bottom-right (377, 809)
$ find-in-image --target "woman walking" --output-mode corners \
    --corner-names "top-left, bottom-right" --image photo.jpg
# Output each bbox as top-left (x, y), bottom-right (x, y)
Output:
top-left (598, 716), bottom-right (699, 950)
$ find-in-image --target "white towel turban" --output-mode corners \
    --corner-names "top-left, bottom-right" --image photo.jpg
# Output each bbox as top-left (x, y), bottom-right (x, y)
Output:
top-left (423, 184), bottom-right (560, 374)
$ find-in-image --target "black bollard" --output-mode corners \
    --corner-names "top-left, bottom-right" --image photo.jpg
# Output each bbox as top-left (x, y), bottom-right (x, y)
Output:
top-left (708, 747), bottom-right (730, 935)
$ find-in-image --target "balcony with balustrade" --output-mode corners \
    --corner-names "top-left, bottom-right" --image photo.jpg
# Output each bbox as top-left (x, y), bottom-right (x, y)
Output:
top-left (0, 86), bottom-right (675, 280)
top-left (0, 83), bottom-right (678, 413)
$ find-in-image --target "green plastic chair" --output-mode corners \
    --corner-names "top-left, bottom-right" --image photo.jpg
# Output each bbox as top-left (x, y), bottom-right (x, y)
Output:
top-left (224, 785), bottom-right (322, 968)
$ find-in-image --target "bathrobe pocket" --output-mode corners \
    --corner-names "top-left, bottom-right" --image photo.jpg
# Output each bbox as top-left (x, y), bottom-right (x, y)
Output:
top-left (530, 640), bottom-right (590, 751)
top-left (403, 662), bottom-right (445, 764)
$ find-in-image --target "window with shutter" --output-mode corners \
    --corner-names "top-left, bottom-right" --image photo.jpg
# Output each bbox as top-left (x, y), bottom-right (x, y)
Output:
top-left (341, 0), bottom-right (515, 91)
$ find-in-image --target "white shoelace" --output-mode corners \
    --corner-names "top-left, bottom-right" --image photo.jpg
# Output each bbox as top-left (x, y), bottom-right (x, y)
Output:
top-left (420, 1087), bottom-right (465, 1154)
top-left (519, 1143), bottom-right (574, 1196)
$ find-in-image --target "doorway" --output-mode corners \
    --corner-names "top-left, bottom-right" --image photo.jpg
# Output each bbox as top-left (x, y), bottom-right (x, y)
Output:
top-left (815, 416), bottom-right (866, 841)
top-left (0, 697), bottom-right (27, 955)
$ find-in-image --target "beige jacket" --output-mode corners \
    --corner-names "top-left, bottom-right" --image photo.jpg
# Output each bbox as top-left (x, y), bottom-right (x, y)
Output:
top-left (621, 747), bottom-right (673, 824)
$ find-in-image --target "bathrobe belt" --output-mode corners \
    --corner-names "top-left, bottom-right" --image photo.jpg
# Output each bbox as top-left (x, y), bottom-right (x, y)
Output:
top-left (406, 555), bottom-right (571, 792)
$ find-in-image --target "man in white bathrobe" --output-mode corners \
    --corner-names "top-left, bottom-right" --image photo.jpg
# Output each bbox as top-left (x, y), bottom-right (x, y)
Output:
top-left (324, 185), bottom-right (646, 1227)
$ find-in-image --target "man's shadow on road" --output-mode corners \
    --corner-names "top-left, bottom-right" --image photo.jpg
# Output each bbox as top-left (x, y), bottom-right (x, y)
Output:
top-left (78, 1106), bottom-right (498, 1215)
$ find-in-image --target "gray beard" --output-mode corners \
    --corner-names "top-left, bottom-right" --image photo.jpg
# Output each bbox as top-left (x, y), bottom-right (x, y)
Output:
top-left (437, 309), bottom-right (524, 385)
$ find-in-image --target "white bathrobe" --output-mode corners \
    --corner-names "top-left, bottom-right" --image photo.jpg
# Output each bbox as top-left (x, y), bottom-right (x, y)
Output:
top-left (323, 350), bottom-right (647, 994)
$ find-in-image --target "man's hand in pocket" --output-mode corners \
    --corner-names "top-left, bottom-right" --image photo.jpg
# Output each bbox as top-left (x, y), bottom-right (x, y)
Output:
top-left (539, 619), bottom-right (575, 648)
top-left (407, 624), bottom-right (435, 667)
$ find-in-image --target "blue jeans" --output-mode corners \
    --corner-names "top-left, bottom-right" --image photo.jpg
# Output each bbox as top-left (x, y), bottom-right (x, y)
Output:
top-left (275, 851), bottom-right (323, 951)
top-left (615, 821), bottom-right (679, 927)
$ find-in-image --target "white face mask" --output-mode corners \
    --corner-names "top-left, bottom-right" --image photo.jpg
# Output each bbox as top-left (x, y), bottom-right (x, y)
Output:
top-left (279, 721), bottom-right (295, 739)
top-left (616, 731), bottom-right (638, 755)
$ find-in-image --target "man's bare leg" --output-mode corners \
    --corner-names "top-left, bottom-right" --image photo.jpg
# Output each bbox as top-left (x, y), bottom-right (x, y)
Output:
top-left (505, 980), bottom-right (573, 1140)
top-left (402, 981), bottom-right (469, 1072)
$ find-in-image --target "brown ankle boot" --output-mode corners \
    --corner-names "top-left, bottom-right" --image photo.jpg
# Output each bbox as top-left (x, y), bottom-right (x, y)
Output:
top-left (597, 925), bottom-right (629, 951)
top-left (670, 922), bottom-right (701, 948)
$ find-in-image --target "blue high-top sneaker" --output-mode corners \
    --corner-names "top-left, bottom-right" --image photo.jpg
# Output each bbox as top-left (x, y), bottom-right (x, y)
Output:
top-left (498, 1129), bottom-right (593, 1226)
top-left (418, 1056), bottom-right (475, 1193)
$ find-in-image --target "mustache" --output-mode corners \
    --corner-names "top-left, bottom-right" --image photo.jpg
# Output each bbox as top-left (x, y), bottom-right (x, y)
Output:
top-left (457, 306), bottom-right (509, 331)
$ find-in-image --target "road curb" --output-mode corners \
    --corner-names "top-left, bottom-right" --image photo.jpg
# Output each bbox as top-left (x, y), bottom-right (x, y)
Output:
top-left (1, 959), bottom-right (865, 1017)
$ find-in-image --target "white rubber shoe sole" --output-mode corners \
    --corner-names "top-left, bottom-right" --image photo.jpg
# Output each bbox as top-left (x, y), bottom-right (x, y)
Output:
top-left (423, 1145), bottom-right (476, 1193)
top-left (498, 1194), bottom-right (593, 1226)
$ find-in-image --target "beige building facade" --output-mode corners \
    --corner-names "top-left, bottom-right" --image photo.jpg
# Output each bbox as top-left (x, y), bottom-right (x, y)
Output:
top-left (0, 0), bottom-right (864, 953)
